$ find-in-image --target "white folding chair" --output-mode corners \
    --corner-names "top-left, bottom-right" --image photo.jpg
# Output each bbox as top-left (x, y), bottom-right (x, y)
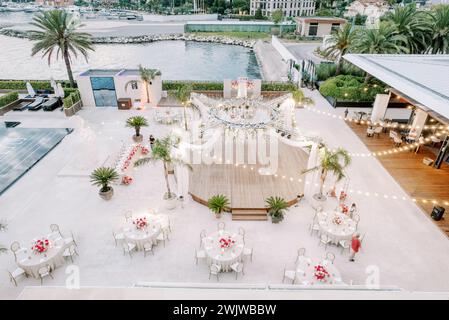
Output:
top-left (295, 247), bottom-right (306, 264)
top-left (122, 242), bottom-right (136, 258)
top-left (194, 248), bottom-right (206, 265)
top-left (38, 265), bottom-right (53, 285)
top-left (50, 224), bottom-right (63, 238)
top-left (230, 261), bottom-right (244, 280)
top-left (64, 231), bottom-right (78, 247)
top-left (157, 230), bottom-right (170, 247)
top-left (309, 218), bottom-right (320, 236)
top-left (7, 268), bottom-right (26, 286)
top-left (282, 265), bottom-right (296, 284)
top-left (238, 227), bottom-right (245, 243)
top-left (112, 230), bottom-right (125, 246)
top-left (63, 244), bottom-right (79, 263)
top-left (10, 241), bottom-right (25, 262)
top-left (124, 210), bottom-right (133, 222)
top-left (209, 264), bottom-right (221, 281)
top-left (199, 229), bottom-right (207, 247)
top-left (217, 222), bottom-right (225, 231)
top-left (143, 242), bottom-right (154, 257)
top-left (324, 251), bottom-right (335, 264)
top-left (242, 247), bottom-right (253, 262)
top-left (338, 239), bottom-right (351, 255)
top-left (318, 234), bottom-right (332, 250)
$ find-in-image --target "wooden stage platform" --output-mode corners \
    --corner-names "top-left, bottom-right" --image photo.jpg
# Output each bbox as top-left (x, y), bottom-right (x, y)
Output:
top-left (189, 140), bottom-right (309, 220)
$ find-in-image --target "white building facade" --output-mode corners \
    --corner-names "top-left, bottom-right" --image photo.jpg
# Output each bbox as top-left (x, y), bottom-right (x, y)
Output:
top-left (344, 0), bottom-right (390, 27)
top-left (250, 0), bottom-right (316, 17)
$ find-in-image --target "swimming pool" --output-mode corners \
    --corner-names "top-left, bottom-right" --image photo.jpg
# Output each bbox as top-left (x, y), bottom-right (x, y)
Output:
top-left (0, 126), bottom-right (73, 195)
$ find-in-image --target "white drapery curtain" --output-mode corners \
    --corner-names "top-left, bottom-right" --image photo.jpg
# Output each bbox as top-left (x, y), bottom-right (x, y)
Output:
top-left (304, 143), bottom-right (320, 202)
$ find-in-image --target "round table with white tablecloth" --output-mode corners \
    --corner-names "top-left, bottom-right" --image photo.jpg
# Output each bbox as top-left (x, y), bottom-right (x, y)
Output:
top-left (295, 257), bottom-right (343, 286)
top-left (155, 110), bottom-right (180, 125)
top-left (317, 211), bottom-right (356, 244)
top-left (123, 215), bottom-right (162, 250)
top-left (17, 238), bottom-right (66, 279)
top-left (203, 230), bottom-right (244, 272)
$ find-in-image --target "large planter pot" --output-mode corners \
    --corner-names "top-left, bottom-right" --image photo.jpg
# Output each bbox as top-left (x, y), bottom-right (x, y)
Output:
top-left (99, 187), bottom-right (114, 200)
top-left (313, 193), bottom-right (327, 202)
top-left (133, 134), bottom-right (143, 143)
top-left (164, 192), bottom-right (177, 210)
top-left (215, 211), bottom-right (222, 219)
top-left (271, 216), bottom-right (283, 224)
top-left (167, 162), bottom-right (174, 174)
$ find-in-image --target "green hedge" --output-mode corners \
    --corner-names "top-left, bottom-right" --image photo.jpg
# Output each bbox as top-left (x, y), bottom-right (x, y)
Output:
top-left (261, 82), bottom-right (297, 92)
top-left (0, 80), bottom-right (72, 90)
top-left (162, 81), bottom-right (223, 91)
top-left (162, 81), bottom-right (297, 92)
top-left (0, 92), bottom-right (19, 108)
top-left (316, 63), bottom-right (365, 81)
top-left (63, 90), bottom-right (81, 109)
top-left (319, 75), bottom-right (386, 102)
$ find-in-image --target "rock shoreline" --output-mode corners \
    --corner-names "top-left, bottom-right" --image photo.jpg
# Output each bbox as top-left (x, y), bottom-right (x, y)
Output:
top-left (0, 28), bottom-right (256, 48)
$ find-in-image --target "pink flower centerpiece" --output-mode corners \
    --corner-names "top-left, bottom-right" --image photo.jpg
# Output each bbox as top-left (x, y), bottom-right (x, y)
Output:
top-left (332, 215), bottom-right (343, 225)
top-left (219, 237), bottom-right (235, 249)
top-left (314, 265), bottom-right (330, 282)
top-left (31, 239), bottom-right (50, 254)
top-left (340, 204), bottom-right (349, 214)
top-left (133, 217), bottom-right (148, 230)
top-left (122, 175), bottom-right (133, 185)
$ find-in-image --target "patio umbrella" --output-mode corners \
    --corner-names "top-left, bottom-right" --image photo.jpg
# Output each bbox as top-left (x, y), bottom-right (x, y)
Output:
top-left (56, 83), bottom-right (65, 98)
top-left (26, 82), bottom-right (36, 98)
top-left (50, 77), bottom-right (57, 95)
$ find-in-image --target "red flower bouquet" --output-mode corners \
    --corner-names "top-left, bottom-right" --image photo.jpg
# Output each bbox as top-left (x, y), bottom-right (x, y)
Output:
top-left (31, 239), bottom-right (50, 254)
top-left (219, 237), bottom-right (235, 249)
top-left (340, 204), bottom-right (349, 214)
top-left (133, 217), bottom-right (148, 230)
top-left (314, 265), bottom-right (330, 282)
top-left (141, 146), bottom-right (150, 155)
top-left (122, 175), bottom-right (133, 185)
top-left (339, 191), bottom-right (347, 202)
top-left (332, 215), bottom-right (343, 225)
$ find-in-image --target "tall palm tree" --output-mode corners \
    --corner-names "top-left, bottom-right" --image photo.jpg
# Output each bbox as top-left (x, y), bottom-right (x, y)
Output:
top-left (323, 23), bottom-right (355, 75)
top-left (429, 4), bottom-right (449, 54)
top-left (138, 65), bottom-right (162, 104)
top-left (174, 84), bottom-right (193, 131)
top-left (135, 135), bottom-right (191, 200)
top-left (302, 146), bottom-right (351, 200)
top-left (29, 10), bottom-right (94, 88)
top-left (352, 23), bottom-right (408, 82)
top-left (382, 4), bottom-right (432, 54)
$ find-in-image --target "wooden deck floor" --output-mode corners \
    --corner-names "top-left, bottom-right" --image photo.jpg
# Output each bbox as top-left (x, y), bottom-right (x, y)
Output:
top-left (189, 140), bottom-right (308, 209)
top-left (347, 122), bottom-right (449, 236)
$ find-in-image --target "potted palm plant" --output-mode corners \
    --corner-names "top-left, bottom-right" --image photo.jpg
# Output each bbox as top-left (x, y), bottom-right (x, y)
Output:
top-left (208, 195), bottom-right (230, 219)
top-left (90, 167), bottom-right (119, 200)
top-left (138, 65), bottom-right (161, 104)
top-left (265, 196), bottom-right (289, 223)
top-left (126, 116), bottom-right (148, 143)
top-left (174, 83), bottom-right (193, 131)
top-left (302, 145), bottom-right (351, 201)
top-left (135, 135), bottom-right (190, 209)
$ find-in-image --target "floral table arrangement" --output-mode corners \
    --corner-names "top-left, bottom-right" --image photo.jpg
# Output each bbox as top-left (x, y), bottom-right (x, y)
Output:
top-left (219, 237), bottom-right (235, 250)
top-left (332, 215), bottom-right (343, 225)
top-left (133, 217), bottom-right (148, 230)
top-left (122, 175), bottom-right (133, 185)
top-left (340, 204), bottom-right (349, 214)
top-left (141, 146), bottom-right (150, 155)
top-left (314, 264), bottom-right (330, 282)
top-left (339, 191), bottom-right (347, 203)
top-left (31, 239), bottom-right (50, 254)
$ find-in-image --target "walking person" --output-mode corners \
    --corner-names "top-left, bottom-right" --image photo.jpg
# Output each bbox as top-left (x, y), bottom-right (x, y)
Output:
top-left (348, 203), bottom-right (357, 218)
top-left (349, 233), bottom-right (361, 262)
top-left (344, 108), bottom-right (349, 119)
top-left (149, 135), bottom-right (155, 150)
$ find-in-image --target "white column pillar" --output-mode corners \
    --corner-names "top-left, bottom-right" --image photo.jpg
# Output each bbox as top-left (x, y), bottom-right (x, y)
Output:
top-left (371, 93), bottom-right (390, 123)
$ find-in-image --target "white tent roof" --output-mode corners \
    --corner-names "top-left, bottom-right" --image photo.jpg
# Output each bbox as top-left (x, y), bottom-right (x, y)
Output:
top-left (343, 54), bottom-right (449, 119)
